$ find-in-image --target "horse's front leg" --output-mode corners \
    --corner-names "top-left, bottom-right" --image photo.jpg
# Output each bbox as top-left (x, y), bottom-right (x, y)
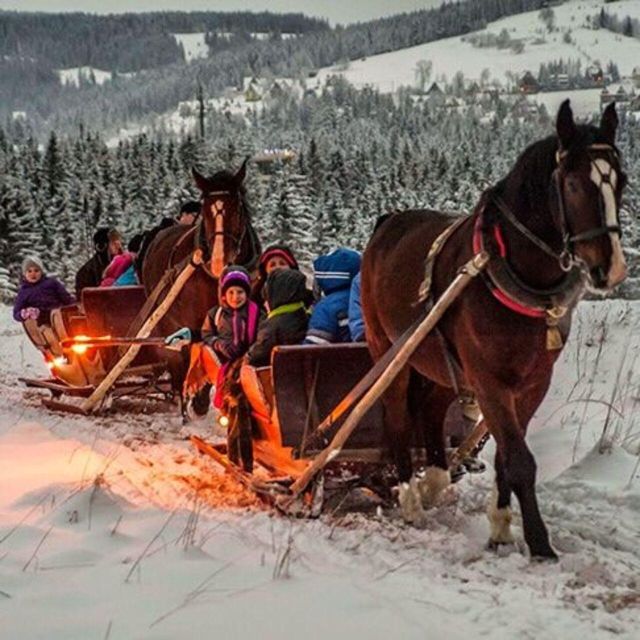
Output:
top-left (475, 386), bottom-right (557, 560)
top-left (487, 448), bottom-right (515, 548)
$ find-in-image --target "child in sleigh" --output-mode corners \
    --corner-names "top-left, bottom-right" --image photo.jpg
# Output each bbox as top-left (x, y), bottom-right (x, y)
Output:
top-left (165, 266), bottom-right (262, 467)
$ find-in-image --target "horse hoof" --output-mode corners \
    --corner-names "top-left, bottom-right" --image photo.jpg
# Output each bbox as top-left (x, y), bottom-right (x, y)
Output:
top-left (530, 550), bottom-right (559, 564)
top-left (486, 539), bottom-right (518, 556)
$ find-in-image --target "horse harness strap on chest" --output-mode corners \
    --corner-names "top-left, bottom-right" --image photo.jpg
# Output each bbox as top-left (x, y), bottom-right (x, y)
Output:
top-left (418, 217), bottom-right (474, 397)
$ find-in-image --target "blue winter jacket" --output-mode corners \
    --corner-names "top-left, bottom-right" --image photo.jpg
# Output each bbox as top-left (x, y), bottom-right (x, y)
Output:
top-left (305, 248), bottom-right (361, 345)
top-left (114, 265), bottom-right (139, 286)
top-left (348, 272), bottom-right (365, 342)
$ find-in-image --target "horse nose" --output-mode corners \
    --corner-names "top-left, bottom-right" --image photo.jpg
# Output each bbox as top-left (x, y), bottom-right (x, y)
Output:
top-left (590, 266), bottom-right (608, 289)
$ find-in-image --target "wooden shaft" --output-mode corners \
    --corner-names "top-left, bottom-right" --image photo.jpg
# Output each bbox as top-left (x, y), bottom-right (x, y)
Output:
top-left (288, 251), bottom-right (489, 498)
top-left (81, 250), bottom-right (204, 413)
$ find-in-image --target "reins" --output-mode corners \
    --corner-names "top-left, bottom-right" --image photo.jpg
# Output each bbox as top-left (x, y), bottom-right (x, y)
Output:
top-left (492, 143), bottom-right (622, 274)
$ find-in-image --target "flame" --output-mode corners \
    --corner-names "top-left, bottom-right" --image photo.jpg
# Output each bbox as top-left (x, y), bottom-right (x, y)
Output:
top-left (69, 334), bottom-right (110, 354)
top-left (218, 415), bottom-right (229, 428)
top-left (47, 356), bottom-right (68, 370)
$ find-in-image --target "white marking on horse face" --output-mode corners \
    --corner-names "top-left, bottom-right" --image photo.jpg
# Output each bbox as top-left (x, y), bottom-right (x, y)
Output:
top-left (589, 158), bottom-right (627, 288)
top-left (211, 209), bottom-right (226, 277)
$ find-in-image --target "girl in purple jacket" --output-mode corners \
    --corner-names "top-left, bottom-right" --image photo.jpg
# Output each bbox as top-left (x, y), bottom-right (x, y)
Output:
top-left (13, 257), bottom-right (75, 323)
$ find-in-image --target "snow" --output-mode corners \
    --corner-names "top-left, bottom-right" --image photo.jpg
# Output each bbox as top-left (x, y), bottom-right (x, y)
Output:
top-left (172, 33), bottom-right (209, 63)
top-left (315, 0), bottom-right (640, 117)
top-left (1, 297), bottom-right (640, 637)
top-left (57, 66), bottom-right (113, 87)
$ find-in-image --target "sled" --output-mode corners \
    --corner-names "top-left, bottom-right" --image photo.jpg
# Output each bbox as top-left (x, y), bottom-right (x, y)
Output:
top-left (20, 285), bottom-right (171, 412)
top-left (192, 252), bottom-right (492, 514)
top-left (20, 250), bottom-right (204, 414)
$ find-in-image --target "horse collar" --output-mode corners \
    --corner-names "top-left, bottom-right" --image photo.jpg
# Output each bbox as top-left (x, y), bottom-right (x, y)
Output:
top-left (472, 207), bottom-right (585, 320)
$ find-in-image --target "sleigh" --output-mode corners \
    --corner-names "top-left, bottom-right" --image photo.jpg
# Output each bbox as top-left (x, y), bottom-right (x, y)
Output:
top-left (19, 284), bottom-right (171, 413)
top-left (191, 253), bottom-right (491, 514)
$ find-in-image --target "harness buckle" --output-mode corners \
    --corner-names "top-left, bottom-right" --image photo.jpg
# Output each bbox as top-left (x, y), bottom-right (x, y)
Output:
top-left (558, 249), bottom-right (573, 272)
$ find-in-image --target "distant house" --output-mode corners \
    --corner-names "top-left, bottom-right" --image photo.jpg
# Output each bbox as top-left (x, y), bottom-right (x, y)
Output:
top-left (425, 82), bottom-right (446, 106)
top-left (586, 64), bottom-right (604, 86)
top-left (549, 73), bottom-right (570, 90)
top-left (519, 71), bottom-right (539, 94)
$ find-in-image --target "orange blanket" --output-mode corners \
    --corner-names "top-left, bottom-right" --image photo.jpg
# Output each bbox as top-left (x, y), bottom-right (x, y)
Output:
top-left (183, 343), bottom-right (221, 398)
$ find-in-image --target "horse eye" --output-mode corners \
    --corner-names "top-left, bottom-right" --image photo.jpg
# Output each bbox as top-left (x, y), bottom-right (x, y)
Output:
top-left (566, 179), bottom-right (579, 194)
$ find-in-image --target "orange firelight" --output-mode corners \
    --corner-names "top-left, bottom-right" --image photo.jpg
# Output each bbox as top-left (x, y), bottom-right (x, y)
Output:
top-left (69, 334), bottom-right (110, 354)
top-left (46, 355), bottom-right (68, 370)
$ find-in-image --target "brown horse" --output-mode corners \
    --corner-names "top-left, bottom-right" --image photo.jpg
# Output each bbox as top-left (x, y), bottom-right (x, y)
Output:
top-left (141, 161), bottom-right (261, 413)
top-left (361, 101), bottom-right (627, 559)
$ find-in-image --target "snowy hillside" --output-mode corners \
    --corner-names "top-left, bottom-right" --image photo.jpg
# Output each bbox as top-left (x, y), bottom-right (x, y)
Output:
top-left (316, 0), bottom-right (640, 113)
top-left (57, 66), bottom-right (113, 87)
top-left (172, 33), bottom-right (209, 63)
top-left (1, 299), bottom-right (639, 638)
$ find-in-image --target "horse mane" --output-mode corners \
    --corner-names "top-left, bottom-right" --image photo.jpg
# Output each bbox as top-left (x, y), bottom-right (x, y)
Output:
top-left (477, 123), bottom-right (608, 229)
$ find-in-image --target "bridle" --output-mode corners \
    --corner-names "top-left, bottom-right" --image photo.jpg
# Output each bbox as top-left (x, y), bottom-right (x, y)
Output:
top-left (198, 189), bottom-right (248, 263)
top-left (493, 143), bottom-right (622, 273)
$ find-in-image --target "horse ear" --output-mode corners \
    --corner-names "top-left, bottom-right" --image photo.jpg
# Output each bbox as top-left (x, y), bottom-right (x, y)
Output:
top-left (192, 167), bottom-right (209, 193)
top-left (599, 102), bottom-right (618, 145)
top-left (235, 157), bottom-right (249, 184)
top-left (556, 99), bottom-right (576, 150)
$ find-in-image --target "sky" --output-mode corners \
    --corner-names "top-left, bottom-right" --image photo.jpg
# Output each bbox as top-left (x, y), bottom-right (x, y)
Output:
top-left (0, 1), bottom-right (444, 25)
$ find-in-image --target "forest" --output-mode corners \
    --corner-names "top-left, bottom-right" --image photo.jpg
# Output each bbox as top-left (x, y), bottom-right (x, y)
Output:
top-left (1, 76), bottom-right (638, 301)
top-left (1, 0), bottom-right (546, 137)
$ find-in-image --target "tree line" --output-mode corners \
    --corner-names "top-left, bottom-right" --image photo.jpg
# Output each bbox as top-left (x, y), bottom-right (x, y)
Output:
top-left (1, 75), bottom-right (638, 302)
top-left (1, 0), bottom-right (547, 138)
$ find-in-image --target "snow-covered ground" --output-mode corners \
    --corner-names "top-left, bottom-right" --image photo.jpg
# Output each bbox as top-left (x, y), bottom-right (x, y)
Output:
top-left (57, 66), bottom-right (113, 87)
top-left (1, 298), bottom-right (639, 639)
top-left (316, 0), bottom-right (640, 117)
top-left (172, 33), bottom-right (209, 63)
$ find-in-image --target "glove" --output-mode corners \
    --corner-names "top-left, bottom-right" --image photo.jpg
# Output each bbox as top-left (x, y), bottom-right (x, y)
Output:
top-left (20, 307), bottom-right (40, 321)
top-left (164, 327), bottom-right (192, 345)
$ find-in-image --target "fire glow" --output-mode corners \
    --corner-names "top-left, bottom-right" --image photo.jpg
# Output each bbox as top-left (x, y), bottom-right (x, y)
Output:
top-left (68, 335), bottom-right (110, 354)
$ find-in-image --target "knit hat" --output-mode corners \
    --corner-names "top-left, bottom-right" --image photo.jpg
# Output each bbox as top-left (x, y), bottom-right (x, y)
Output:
top-left (219, 265), bottom-right (251, 298)
top-left (258, 245), bottom-right (299, 278)
top-left (180, 201), bottom-right (201, 215)
top-left (313, 248), bottom-right (361, 295)
top-left (22, 255), bottom-right (45, 274)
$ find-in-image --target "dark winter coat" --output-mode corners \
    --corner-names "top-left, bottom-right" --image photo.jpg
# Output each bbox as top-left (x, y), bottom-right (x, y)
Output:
top-left (75, 250), bottom-right (110, 298)
top-left (247, 269), bottom-right (309, 367)
top-left (203, 300), bottom-right (262, 364)
top-left (305, 248), bottom-right (361, 345)
top-left (13, 276), bottom-right (75, 322)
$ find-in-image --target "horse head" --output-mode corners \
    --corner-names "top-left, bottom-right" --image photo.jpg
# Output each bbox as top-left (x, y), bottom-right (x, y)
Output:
top-left (192, 159), bottom-right (249, 278)
top-left (553, 100), bottom-right (627, 292)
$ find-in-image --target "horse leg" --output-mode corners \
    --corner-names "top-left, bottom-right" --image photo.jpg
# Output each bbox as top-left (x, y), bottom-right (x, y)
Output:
top-left (487, 448), bottom-right (515, 548)
top-left (410, 376), bottom-right (455, 508)
top-left (476, 386), bottom-right (556, 560)
top-left (381, 367), bottom-right (427, 526)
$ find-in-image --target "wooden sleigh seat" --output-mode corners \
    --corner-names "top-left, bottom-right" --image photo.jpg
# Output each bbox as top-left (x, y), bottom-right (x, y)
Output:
top-left (241, 343), bottom-right (386, 462)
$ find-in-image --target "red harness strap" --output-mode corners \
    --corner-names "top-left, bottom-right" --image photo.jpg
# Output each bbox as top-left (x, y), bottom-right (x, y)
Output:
top-left (473, 216), bottom-right (546, 319)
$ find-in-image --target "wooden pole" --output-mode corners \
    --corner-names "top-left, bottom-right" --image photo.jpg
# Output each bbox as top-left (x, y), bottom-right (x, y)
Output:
top-left (285, 251), bottom-right (489, 500)
top-left (81, 250), bottom-right (204, 413)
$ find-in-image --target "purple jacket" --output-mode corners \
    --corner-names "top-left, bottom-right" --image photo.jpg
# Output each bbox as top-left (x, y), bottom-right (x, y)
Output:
top-left (13, 276), bottom-right (75, 322)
